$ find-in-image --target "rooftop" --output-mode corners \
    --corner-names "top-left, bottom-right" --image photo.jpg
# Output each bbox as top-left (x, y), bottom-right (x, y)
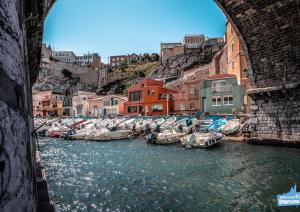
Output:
top-left (207, 74), bottom-right (236, 80)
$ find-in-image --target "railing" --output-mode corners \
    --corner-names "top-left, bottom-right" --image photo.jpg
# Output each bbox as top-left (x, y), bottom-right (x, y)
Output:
top-left (212, 85), bottom-right (232, 94)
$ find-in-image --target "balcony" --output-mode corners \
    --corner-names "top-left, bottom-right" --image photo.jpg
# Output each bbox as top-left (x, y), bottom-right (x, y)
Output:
top-left (212, 85), bottom-right (232, 94)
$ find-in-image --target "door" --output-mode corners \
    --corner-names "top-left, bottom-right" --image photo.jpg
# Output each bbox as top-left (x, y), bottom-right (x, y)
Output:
top-left (202, 97), bottom-right (206, 113)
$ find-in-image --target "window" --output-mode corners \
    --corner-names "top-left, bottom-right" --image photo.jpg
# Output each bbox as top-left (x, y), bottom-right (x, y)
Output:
top-left (224, 96), bottom-right (234, 105)
top-left (129, 91), bottom-right (142, 101)
top-left (128, 106), bottom-right (137, 113)
top-left (111, 98), bottom-right (118, 106)
top-left (232, 61), bottom-right (235, 70)
top-left (179, 103), bottom-right (185, 111)
top-left (152, 104), bottom-right (163, 112)
top-left (76, 105), bottom-right (83, 115)
top-left (212, 97), bottom-right (222, 106)
top-left (231, 42), bottom-right (234, 52)
top-left (103, 100), bottom-right (110, 106)
top-left (147, 89), bottom-right (151, 96)
top-left (151, 89), bottom-right (155, 95)
top-left (190, 102), bottom-right (195, 110)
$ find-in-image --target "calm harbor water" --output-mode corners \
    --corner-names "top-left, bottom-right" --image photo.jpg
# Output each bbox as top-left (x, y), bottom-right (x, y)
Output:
top-left (40, 138), bottom-right (300, 211)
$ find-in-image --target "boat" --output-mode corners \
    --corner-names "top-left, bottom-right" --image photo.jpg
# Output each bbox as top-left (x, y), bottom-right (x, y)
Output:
top-left (208, 118), bottom-right (227, 132)
top-left (160, 116), bottom-right (177, 130)
top-left (222, 119), bottom-right (240, 135)
top-left (147, 129), bottom-right (188, 145)
top-left (180, 132), bottom-right (223, 148)
top-left (89, 129), bottom-right (133, 141)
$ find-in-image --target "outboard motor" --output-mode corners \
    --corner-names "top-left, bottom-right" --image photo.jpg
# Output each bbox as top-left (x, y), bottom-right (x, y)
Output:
top-left (177, 124), bottom-right (183, 133)
top-left (154, 124), bottom-right (161, 133)
top-left (147, 132), bottom-right (157, 144)
top-left (65, 128), bottom-right (76, 139)
top-left (144, 123), bottom-right (151, 135)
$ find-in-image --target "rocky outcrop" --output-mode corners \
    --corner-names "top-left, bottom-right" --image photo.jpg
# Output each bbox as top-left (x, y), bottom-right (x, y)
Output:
top-left (33, 61), bottom-right (99, 94)
top-left (150, 48), bottom-right (217, 79)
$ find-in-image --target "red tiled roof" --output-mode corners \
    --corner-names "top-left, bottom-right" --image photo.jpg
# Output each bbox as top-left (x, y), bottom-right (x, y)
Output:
top-left (207, 74), bottom-right (236, 80)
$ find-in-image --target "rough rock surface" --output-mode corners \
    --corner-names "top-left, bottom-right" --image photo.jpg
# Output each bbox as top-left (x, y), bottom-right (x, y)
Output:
top-left (150, 48), bottom-right (214, 79)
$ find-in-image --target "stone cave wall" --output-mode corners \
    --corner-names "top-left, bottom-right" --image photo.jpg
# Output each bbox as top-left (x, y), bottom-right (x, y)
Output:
top-left (0, 0), bottom-right (36, 211)
top-left (215, 0), bottom-right (300, 143)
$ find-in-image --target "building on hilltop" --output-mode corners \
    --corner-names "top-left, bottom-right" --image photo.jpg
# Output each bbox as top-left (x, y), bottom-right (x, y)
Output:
top-left (74, 53), bottom-right (101, 69)
top-left (41, 43), bottom-right (53, 69)
top-left (183, 34), bottom-right (208, 48)
top-left (110, 55), bottom-right (127, 67)
top-left (51, 48), bottom-right (102, 69)
top-left (52, 51), bottom-right (76, 64)
top-left (110, 53), bottom-right (146, 67)
top-left (123, 79), bottom-right (177, 116)
top-left (160, 35), bottom-right (225, 61)
top-left (160, 42), bottom-right (185, 62)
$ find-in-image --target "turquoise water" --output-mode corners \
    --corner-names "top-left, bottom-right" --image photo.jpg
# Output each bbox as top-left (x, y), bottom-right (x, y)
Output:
top-left (40, 139), bottom-right (300, 211)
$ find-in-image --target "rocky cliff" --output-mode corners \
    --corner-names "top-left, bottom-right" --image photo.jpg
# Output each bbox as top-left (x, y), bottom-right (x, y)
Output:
top-left (149, 47), bottom-right (217, 80)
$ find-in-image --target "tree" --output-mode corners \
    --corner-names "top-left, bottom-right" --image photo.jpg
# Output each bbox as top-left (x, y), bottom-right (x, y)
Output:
top-left (151, 53), bottom-right (160, 62)
top-left (61, 69), bottom-right (73, 79)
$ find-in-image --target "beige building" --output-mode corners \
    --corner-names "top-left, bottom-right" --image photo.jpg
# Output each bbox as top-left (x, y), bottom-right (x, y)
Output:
top-left (160, 42), bottom-right (184, 61)
top-left (89, 95), bottom-right (128, 117)
top-left (72, 91), bottom-right (97, 117)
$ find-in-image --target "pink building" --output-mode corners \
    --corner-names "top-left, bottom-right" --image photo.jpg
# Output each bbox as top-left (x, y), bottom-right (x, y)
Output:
top-left (32, 90), bottom-right (63, 117)
top-left (88, 95), bottom-right (128, 117)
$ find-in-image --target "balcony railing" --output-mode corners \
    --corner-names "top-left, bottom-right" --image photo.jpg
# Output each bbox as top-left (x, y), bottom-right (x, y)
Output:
top-left (212, 85), bottom-right (232, 94)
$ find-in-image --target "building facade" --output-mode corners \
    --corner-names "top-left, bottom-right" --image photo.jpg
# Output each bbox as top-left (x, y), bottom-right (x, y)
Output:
top-left (200, 74), bottom-right (244, 114)
top-left (171, 81), bottom-right (201, 115)
top-left (183, 34), bottom-right (208, 48)
top-left (89, 95), bottom-right (127, 117)
top-left (160, 42), bottom-right (184, 61)
top-left (226, 20), bottom-right (251, 113)
top-left (32, 91), bottom-right (64, 117)
top-left (75, 53), bottom-right (101, 68)
top-left (71, 91), bottom-right (97, 117)
top-left (41, 43), bottom-right (52, 69)
top-left (52, 51), bottom-right (76, 64)
top-left (123, 79), bottom-right (176, 116)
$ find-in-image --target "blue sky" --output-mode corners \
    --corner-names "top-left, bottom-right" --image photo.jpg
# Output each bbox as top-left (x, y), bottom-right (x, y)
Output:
top-left (44, 0), bottom-right (226, 63)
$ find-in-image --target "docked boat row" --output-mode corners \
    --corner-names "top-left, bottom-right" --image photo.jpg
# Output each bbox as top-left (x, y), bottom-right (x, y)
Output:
top-left (34, 116), bottom-right (242, 148)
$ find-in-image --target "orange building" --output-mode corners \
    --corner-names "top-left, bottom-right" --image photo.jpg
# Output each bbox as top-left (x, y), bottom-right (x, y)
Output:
top-left (226, 20), bottom-right (251, 113)
top-left (123, 79), bottom-right (177, 116)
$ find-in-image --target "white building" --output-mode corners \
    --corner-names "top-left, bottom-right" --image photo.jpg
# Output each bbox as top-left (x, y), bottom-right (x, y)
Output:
top-left (52, 51), bottom-right (76, 63)
top-left (71, 91), bottom-right (97, 117)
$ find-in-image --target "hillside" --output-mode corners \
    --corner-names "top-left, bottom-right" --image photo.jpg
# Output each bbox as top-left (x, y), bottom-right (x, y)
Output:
top-left (33, 47), bottom-right (219, 95)
top-left (98, 62), bottom-right (160, 95)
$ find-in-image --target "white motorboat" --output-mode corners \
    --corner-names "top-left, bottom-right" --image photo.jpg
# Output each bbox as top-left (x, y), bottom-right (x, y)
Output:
top-left (147, 128), bottom-right (188, 145)
top-left (181, 132), bottom-right (223, 148)
top-left (222, 119), bottom-right (240, 135)
top-left (89, 129), bottom-right (133, 141)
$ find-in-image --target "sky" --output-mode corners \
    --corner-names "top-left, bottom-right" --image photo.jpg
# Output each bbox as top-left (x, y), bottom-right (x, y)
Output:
top-left (44, 0), bottom-right (226, 63)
